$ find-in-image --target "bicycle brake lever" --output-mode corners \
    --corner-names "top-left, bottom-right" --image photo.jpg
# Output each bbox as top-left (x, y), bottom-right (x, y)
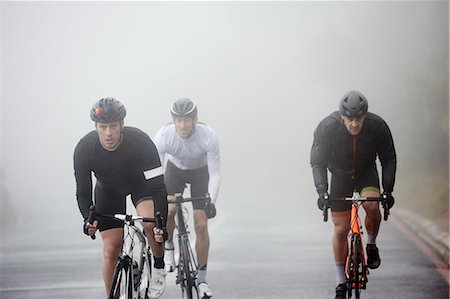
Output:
top-left (381, 194), bottom-right (390, 221)
top-left (323, 205), bottom-right (329, 222)
top-left (87, 205), bottom-right (96, 240)
top-left (383, 203), bottom-right (390, 221)
top-left (322, 194), bottom-right (329, 222)
top-left (155, 212), bottom-right (164, 245)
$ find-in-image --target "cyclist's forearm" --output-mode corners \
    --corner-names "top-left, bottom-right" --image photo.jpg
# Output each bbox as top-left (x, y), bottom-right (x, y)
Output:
top-left (77, 196), bottom-right (93, 220)
top-left (207, 156), bottom-right (221, 203)
top-left (381, 164), bottom-right (396, 193)
top-left (379, 122), bottom-right (397, 193)
top-left (208, 174), bottom-right (220, 203)
top-left (380, 151), bottom-right (396, 193)
top-left (74, 146), bottom-right (94, 220)
top-left (75, 176), bottom-right (93, 220)
top-left (312, 166), bottom-right (328, 194)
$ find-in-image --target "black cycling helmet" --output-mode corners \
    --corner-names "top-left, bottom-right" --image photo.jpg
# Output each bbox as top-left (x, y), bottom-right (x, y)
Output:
top-left (339, 90), bottom-right (368, 117)
top-left (171, 98), bottom-right (198, 118)
top-left (90, 97), bottom-right (126, 123)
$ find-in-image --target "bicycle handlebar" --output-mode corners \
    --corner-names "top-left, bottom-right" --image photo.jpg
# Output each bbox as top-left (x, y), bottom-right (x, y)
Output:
top-left (322, 194), bottom-right (390, 222)
top-left (86, 206), bottom-right (165, 243)
top-left (167, 193), bottom-right (211, 205)
top-left (113, 212), bottom-right (163, 226)
top-left (114, 212), bottom-right (164, 245)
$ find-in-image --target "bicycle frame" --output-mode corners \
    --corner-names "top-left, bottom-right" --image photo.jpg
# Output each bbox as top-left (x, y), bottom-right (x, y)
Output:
top-left (323, 192), bottom-right (388, 299)
top-left (168, 193), bottom-right (211, 299)
top-left (110, 215), bottom-right (153, 299)
top-left (346, 197), bottom-right (369, 297)
top-left (87, 206), bottom-right (163, 299)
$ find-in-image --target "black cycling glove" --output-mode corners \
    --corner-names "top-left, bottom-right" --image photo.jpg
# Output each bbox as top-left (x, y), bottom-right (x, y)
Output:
top-left (205, 203), bottom-right (217, 219)
top-left (382, 192), bottom-right (395, 209)
top-left (83, 220), bottom-right (90, 236)
top-left (159, 226), bottom-right (169, 242)
top-left (317, 193), bottom-right (329, 211)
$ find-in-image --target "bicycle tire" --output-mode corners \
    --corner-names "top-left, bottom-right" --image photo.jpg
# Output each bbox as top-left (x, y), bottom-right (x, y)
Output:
top-left (179, 239), bottom-right (199, 299)
top-left (140, 248), bottom-right (152, 299)
top-left (346, 236), bottom-right (354, 299)
top-left (346, 234), bottom-right (362, 299)
top-left (110, 258), bottom-right (133, 299)
top-left (352, 235), bottom-right (363, 299)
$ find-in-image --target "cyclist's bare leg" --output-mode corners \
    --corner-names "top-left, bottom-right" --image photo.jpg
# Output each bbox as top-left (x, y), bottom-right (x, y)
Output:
top-left (166, 195), bottom-right (177, 243)
top-left (331, 210), bottom-right (351, 262)
top-left (193, 209), bottom-right (210, 267)
top-left (136, 200), bottom-right (164, 258)
top-left (361, 190), bottom-right (381, 241)
top-left (331, 210), bottom-right (351, 285)
top-left (100, 227), bottom-right (123, 296)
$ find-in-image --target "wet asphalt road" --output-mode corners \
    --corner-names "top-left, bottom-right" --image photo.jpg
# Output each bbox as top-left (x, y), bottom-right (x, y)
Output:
top-left (1, 193), bottom-right (448, 299)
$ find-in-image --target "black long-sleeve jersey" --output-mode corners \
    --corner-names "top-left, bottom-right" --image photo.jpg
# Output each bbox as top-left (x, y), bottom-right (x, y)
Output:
top-left (310, 111), bottom-right (397, 195)
top-left (74, 126), bottom-right (166, 220)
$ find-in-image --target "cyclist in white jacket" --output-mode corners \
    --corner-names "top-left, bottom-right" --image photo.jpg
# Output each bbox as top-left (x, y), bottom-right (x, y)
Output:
top-left (154, 98), bottom-right (220, 299)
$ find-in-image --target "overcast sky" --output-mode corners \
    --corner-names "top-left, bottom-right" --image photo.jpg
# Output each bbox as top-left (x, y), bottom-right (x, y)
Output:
top-left (1, 1), bottom-right (448, 229)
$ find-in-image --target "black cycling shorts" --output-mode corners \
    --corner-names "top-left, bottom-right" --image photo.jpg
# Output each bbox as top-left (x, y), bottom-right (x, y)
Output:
top-left (94, 181), bottom-right (168, 232)
top-left (330, 167), bottom-right (380, 212)
top-left (164, 160), bottom-right (209, 210)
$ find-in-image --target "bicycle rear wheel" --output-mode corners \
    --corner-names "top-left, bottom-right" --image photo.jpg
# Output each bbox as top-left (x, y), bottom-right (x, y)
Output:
top-left (179, 239), bottom-right (199, 299)
top-left (110, 258), bottom-right (133, 299)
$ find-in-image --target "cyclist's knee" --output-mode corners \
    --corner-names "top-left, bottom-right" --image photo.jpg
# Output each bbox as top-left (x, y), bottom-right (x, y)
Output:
top-left (333, 218), bottom-right (350, 240)
top-left (141, 222), bottom-right (156, 234)
top-left (103, 242), bottom-right (121, 263)
top-left (167, 204), bottom-right (177, 218)
top-left (334, 225), bottom-right (349, 241)
top-left (194, 220), bottom-right (208, 235)
top-left (363, 202), bottom-right (380, 216)
top-left (332, 211), bottom-right (350, 237)
top-left (101, 228), bottom-right (123, 261)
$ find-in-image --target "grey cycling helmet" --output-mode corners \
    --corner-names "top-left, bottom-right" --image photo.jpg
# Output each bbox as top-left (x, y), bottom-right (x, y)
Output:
top-left (90, 97), bottom-right (126, 123)
top-left (339, 90), bottom-right (368, 117)
top-left (171, 98), bottom-right (198, 118)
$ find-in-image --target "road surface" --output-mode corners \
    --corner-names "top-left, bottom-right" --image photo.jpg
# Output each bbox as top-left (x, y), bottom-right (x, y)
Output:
top-left (1, 193), bottom-right (448, 298)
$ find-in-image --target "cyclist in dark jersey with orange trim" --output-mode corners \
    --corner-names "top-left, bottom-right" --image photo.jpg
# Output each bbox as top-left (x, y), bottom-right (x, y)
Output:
top-left (74, 98), bottom-right (168, 299)
top-left (310, 90), bottom-right (396, 299)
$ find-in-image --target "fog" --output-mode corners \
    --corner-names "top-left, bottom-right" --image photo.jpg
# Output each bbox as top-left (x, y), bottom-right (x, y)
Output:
top-left (1, 2), bottom-right (448, 231)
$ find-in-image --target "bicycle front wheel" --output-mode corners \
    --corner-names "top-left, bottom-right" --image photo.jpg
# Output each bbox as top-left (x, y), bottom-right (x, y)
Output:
top-left (179, 239), bottom-right (199, 299)
top-left (140, 248), bottom-right (152, 299)
top-left (110, 258), bottom-right (133, 299)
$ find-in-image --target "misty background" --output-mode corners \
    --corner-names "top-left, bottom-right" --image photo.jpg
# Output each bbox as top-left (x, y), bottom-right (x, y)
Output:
top-left (1, 2), bottom-right (448, 237)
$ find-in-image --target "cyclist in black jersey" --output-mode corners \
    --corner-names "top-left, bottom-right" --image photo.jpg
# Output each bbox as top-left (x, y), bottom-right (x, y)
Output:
top-left (74, 98), bottom-right (168, 299)
top-left (310, 91), bottom-right (396, 299)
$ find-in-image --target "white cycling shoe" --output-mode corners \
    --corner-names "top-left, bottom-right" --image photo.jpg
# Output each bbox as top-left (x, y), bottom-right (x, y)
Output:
top-left (198, 282), bottom-right (213, 298)
top-left (164, 248), bottom-right (176, 272)
top-left (148, 267), bottom-right (167, 299)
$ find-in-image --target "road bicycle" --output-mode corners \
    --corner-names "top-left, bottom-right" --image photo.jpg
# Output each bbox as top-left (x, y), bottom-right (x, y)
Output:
top-left (323, 192), bottom-right (390, 299)
top-left (86, 205), bottom-right (164, 299)
top-left (168, 193), bottom-right (212, 299)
